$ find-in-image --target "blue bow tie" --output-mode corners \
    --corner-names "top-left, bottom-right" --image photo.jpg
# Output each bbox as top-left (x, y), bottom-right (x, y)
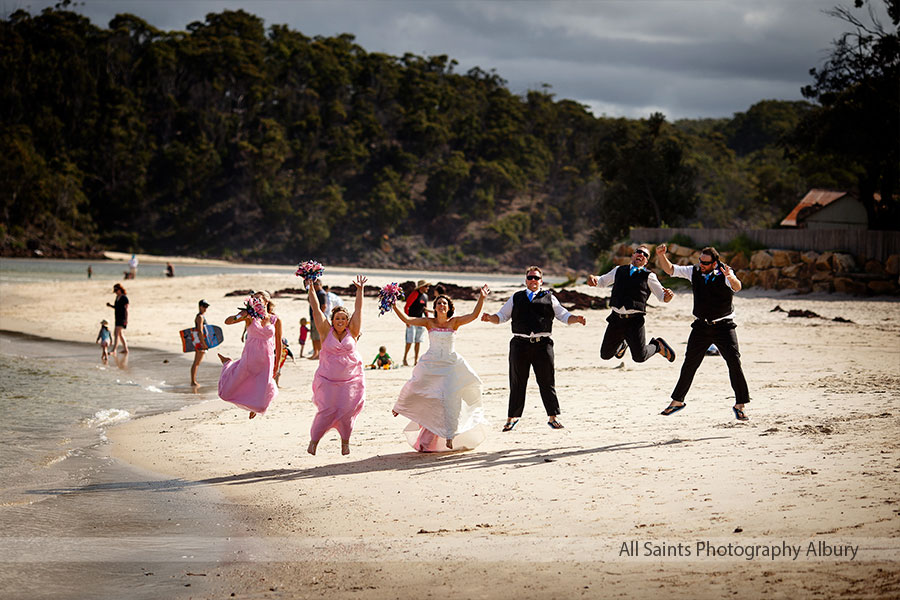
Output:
top-left (629, 266), bottom-right (646, 276)
top-left (703, 272), bottom-right (718, 283)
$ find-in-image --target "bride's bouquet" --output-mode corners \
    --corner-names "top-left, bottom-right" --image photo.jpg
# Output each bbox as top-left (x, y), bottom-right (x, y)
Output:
top-left (377, 282), bottom-right (405, 316)
top-left (295, 260), bottom-right (324, 281)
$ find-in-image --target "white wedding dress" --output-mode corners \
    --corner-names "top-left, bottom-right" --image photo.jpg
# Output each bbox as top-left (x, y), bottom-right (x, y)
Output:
top-left (393, 328), bottom-right (489, 451)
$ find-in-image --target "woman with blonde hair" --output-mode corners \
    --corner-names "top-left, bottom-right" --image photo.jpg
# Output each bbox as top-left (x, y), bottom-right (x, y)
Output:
top-left (218, 291), bottom-right (282, 419)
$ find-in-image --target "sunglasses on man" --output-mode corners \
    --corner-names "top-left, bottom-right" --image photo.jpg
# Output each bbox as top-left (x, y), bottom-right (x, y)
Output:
top-left (526, 275), bottom-right (541, 281)
top-left (699, 259), bottom-right (716, 266)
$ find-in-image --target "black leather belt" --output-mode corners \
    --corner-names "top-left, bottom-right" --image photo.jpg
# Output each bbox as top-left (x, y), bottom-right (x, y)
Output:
top-left (697, 318), bottom-right (732, 325)
top-left (614, 312), bottom-right (642, 319)
top-left (514, 335), bottom-right (550, 343)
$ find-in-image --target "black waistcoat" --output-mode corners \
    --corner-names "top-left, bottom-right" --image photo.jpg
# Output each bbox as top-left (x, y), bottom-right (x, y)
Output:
top-left (691, 266), bottom-right (734, 320)
top-left (511, 290), bottom-right (555, 335)
top-left (610, 266), bottom-right (651, 312)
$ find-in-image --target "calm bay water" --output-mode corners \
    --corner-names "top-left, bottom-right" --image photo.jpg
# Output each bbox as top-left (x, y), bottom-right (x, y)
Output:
top-left (0, 332), bottom-right (201, 507)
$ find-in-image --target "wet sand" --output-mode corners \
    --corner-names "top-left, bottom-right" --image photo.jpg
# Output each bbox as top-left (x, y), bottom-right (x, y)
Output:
top-left (2, 268), bottom-right (899, 598)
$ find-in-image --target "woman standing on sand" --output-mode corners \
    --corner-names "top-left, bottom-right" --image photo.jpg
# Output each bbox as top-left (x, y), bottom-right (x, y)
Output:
top-left (106, 283), bottom-right (129, 354)
top-left (307, 275), bottom-right (367, 456)
top-left (218, 291), bottom-right (282, 419)
top-left (391, 285), bottom-right (491, 452)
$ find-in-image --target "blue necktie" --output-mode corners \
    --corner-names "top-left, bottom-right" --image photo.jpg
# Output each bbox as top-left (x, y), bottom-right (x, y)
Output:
top-left (703, 272), bottom-right (717, 283)
top-left (630, 266), bottom-right (644, 276)
top-left (527, 290), bottom-right (534, 301)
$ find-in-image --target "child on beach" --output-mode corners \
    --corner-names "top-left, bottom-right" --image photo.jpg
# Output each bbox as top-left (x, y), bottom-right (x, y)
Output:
top-left (369, 346), bottom-right (393, 369)
top-left (299, 318), bottom-right (310, 357)
top-left (96, 320), bottom-right (111, 362)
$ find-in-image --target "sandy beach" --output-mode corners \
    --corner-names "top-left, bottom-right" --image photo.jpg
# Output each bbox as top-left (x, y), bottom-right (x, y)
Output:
top-left (1, 265), bottom-right (899, 598)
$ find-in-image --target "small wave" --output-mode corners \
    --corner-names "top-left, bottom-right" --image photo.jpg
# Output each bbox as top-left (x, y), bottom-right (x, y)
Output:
top-left (87, 408), bottom-right (132, 427)
top-left (42, 449), bottom-right (74, 467)
top-left (144, 385), bottom-right (163, 393)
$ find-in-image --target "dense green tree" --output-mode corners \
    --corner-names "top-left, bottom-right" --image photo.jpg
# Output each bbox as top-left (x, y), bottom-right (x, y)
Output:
top-left (794, 0), bottom-right (899, 228)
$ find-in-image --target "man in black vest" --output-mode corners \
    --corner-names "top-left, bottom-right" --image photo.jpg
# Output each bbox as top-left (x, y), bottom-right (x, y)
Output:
top-left (587, 245), bottom-right (676, 363)
top-left (482, 266), bottom-right (586, 431)
top-left (656, 244), bottom-right (751, 421)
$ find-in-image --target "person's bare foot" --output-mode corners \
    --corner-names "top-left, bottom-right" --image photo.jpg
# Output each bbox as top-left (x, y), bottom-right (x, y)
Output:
top-left (341, 440), bottom-right (350, 455)
top-left (307, 441), bottom-right (317, 455)
top-left (190, 381), bottom-right (199, 387)
top-left (249, 412), bottom-right (256, 419)
top-left (402, 360), bottom-right (409, 366)
top-left (121, 348), bottom-right (129, 354)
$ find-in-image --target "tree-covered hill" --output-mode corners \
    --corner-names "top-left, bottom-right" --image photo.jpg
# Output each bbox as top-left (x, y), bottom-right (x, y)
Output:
top-left (1, 2), bottom-right (896, 270)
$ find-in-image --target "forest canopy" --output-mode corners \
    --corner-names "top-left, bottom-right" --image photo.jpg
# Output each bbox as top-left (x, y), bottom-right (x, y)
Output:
top-left (1, 1), bottom-right (896, 269)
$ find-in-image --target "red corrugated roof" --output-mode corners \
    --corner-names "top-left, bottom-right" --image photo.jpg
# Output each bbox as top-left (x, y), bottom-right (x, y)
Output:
top-left (780, 189), bottom-right (848, 227)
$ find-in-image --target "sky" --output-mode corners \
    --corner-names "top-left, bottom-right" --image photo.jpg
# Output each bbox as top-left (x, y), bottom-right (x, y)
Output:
top-left (4, 0), bottom-right (882, 120)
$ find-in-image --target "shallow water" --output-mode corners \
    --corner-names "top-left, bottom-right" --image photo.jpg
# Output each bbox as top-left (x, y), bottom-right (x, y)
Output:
top-left (0, 332), bottom-right (238, 599)
top-left (0, 332), bottom-right (205, 507)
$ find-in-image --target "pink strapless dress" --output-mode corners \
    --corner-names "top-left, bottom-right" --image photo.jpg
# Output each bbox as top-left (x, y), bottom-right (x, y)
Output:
top-left (310, 328), bottom-right (366, 442)
top-left (218, 315), bottom-right (278, 414)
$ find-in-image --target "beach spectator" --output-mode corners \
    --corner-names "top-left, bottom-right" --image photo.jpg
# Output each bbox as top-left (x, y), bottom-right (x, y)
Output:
top-left (403, 280), bottom-right (432, 366)
top-left (391, 286), bottom-right (491, 451)
top-left (274, 338), bottom-right (293, 386)
top-left (87, 265), bottom-right (92, 279)
top-left (323, 284), bottom-right (344, 316)
top-left (128, 254), bottom-right (139, 278)
top-left (481, 266), bottom-right (586, 431)
top-left (106, 283), bottom-right (129, 354)
top-left (586, 245), bottom-right (676, 364)
top-left (306, 275), bottom-right (367, 456)
top-left (298, 317), bottom-right (310, 356)
top-left (95, 319), bottom-right (111, 362)
top-left (190, 300), bottom-right (210, 387)
top-left (308, 280), bottom-right (327, 359)
top-left (656, 244), bottom-right (751, 421)
top-left (165, 262), bottom-right (174, 277)
top-left (369, 346), bottom-right (393, 369)
top-left (218, 291), bottom-right (281, 419)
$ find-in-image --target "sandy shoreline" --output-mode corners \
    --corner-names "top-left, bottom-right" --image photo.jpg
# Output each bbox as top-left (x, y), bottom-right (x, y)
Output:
top-left (2, 268), bottom-right (899, 597)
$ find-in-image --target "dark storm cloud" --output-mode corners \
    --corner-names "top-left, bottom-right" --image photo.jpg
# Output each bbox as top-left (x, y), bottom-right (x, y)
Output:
top-left (6, 0), bottom-right (876, 119)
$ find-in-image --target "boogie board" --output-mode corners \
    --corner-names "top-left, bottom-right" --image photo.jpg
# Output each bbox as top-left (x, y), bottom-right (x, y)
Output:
top-left (179, 325), bottom-right (224, 352)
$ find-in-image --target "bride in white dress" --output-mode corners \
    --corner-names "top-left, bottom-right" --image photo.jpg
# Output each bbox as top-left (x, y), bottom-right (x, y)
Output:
top-left (391, 285), bottom-right (491, 451)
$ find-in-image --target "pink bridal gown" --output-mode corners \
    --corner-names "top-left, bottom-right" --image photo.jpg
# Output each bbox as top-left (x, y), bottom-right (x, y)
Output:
top-left (393, 328), bottom-right (489, 452)
top-left (218, 315), bottom-right (278, 414)
top-left (310, 328), bottom-right (366, 442)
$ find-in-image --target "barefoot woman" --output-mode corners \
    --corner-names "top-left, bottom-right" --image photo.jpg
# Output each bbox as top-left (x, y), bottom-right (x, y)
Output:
top-left (218, 292), bottom-right (282, 419)
top-left (307, 275), bottom-right (367, 456)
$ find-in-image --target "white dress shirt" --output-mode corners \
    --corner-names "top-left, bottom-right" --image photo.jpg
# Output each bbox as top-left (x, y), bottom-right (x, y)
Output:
top-left (596, 266), bottom-right (667, 315)
top-left (495, 289), bottom-right (574, 337)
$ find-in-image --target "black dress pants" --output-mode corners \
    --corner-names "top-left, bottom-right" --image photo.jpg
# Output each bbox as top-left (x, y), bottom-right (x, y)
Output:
top-left (508, 337), bottom-right (559, 418)
top-left (670, 320), bottom-right (750, 404)
top-left (599, 313), bottom-right (658, 362)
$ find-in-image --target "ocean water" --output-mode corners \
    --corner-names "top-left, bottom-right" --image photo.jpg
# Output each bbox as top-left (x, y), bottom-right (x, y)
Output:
top-left (0, 332), bottom-right (199, 507)
top-left (0, 257), bottom-right (292, 283)
top-left (0, 332), bottom-right (240, 599)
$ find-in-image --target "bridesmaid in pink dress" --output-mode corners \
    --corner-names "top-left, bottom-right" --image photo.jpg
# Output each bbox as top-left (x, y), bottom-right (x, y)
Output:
top-left (307, 275), bottom-right (367, 456)
top-left (217, 291), bottom-right (282, 419)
